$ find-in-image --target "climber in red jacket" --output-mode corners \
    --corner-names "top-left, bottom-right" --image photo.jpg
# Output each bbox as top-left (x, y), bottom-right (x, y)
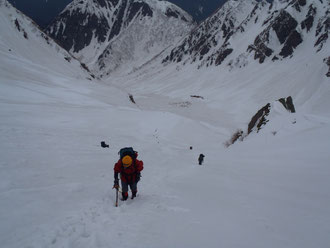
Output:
top-left (113, 148), bottom-right (143, 200)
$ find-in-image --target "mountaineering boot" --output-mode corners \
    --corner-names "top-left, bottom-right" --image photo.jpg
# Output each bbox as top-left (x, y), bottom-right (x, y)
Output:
top-left (131, 191), bottom-right (137, 199)
top-left (122, 192), bottom-right (128, 201)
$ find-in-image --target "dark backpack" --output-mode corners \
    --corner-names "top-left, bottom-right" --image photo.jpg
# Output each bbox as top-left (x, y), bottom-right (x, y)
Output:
top-left (118, 147), bottom-right (137, 160)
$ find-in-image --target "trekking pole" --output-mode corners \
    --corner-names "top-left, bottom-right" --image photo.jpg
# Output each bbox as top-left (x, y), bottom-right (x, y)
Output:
top-left (113, 186), bottom-right (119, 207)
top-left (115, 188), bottom-right (119, 207)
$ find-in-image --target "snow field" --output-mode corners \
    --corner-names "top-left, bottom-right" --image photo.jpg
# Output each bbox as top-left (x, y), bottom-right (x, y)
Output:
top-left (1, 0), bottom-right (330, 247)
top-left (2, 73), bottom-right (330, 248)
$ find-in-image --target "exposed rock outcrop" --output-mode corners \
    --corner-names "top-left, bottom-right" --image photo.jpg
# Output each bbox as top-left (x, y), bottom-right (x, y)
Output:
top-left (226, 96), bottom-right (297, 147)
top-left (325, 57), bottom-right (330, 77)
top-left (248, 103), bottom-right (271, 134)
top-left (278, 96), bottom-right (296, 113)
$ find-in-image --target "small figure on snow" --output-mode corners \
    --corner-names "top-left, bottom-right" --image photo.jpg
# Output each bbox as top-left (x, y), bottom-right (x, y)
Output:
top-left (113, 147), bottom-right (144, 200)
top-left (198, 154), bottom-right (205, 165)
top-left (101, 141), bottom-right (109, 148)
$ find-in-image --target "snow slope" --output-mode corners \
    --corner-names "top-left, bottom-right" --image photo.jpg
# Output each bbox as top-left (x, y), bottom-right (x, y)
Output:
top-left (1, 1), bottom-right (330, 248)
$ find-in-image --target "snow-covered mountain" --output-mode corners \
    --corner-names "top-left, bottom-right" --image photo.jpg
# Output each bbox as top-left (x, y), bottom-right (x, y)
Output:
top-left (1, 0), bottom-right (330, 248)
top-left (162, 0), bottom-right (329, 72)
top-left (7, 0), bottom-right (227, 27)
top-left (0, 0), bottom-right (96, 80)
top-left (46, 0), bottom-right (194, 76)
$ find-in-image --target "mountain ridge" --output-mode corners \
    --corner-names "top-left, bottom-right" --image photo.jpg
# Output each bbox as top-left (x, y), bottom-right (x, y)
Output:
top-left (7, 0), bottom-right (227, 27)
top-left (46, 0), bottom-right (195, 76)
top-left (162, 0), bottom-right (329, 72)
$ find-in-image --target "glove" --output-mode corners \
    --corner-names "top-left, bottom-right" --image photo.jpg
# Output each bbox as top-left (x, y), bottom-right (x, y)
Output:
top-left (113, 180), bottom-right (119, 189)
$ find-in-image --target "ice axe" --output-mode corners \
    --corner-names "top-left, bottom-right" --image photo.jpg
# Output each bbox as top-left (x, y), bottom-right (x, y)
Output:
top-left (113, 185), bottom-right (119, 207)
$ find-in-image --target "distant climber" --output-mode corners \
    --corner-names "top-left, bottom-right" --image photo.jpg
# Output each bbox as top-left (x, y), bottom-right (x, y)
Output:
top-left (198, 154), bottom-right (205, 165)
top-left (113, 147), bottom-right (144, 200)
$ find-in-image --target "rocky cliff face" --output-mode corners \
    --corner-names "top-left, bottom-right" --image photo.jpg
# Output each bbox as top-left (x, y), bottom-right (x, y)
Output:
top-left (46, 0), bottom-right (194, 76)
top-left (163, 0), bottom-right (256, 66)
top-left (162, 0), bottom-right (329, 70)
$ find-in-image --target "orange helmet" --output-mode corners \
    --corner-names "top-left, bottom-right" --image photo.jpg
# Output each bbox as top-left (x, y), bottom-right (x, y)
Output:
top-left (122, 155), bottom-right (133, 168)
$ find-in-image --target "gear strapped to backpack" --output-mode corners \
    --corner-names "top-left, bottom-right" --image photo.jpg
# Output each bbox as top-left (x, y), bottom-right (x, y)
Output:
top-left (118, 147), bottom-right (137, 160)
top-left (118, 147), bottom-right (139, 183)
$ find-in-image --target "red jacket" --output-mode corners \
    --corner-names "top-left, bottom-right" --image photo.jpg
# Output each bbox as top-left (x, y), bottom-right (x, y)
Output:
top-left (114, 158), bottom-right (143, 183)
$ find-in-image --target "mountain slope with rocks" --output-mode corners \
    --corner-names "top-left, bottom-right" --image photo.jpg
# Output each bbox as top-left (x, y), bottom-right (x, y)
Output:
top-left (162, 0), bottom-right (329, 72)
top-left (46, 0), bottom-right (195, 76)
top-left (0, 0), bottom-right (94, 80)
top-left (7, 0), bottom-right (227, 27)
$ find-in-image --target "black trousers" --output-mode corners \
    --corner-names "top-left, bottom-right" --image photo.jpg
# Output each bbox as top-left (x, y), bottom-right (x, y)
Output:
top-left (121, 181), bottom-right (137, 193)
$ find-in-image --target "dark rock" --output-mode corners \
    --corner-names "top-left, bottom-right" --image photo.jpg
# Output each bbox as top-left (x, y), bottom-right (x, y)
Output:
top-left (80, 63), bottom-right (90, 72)
top-left (263, 11), bottom-right (277, 27)
top-left (165, 7), bottom-right (187, 22)
top-left (247, 30), bottom-right (273, 63)
top-left (301, 15), bottom-right (314, 32)
top-left (269, 3), bottom-right (273, 11)
top-left (314, 12), bottom-right (329, 51)
top-left (165, 8), bottom-right (179, 18)
top-left (190, 95), bottom-right (204, 99)
top-left (315, 14), bottom-right (330, 36)
top-left (225, 129), bottom-right (244, 147)
top-left (47, 10), bottom-right (110, 52)
top-left (272, 10), bottom-right (298, 44)
top-left (272, 56), bottom-right (279, 61)
top-left (46, 0), bottom-right (155, 54)
top-left (278, 96), bottom-right (296, 113)
top-left (290, 0), bottom-right (306, 12)
top-left (221, 22), bottom-right (233, 39)
top-left (301, 5), bottom-right (316, 32)
top-left (315, 33), bottom-right (328, 50)
top-left (285, 96), bottom-right (296, 113)
top-left (200, 44), bottom-right (211, 56)
top-left (248, 103), bottom-right (271, 134)
top-left (127, 1), bottom-right (153, 23)
top-left (162, 4), bottom-right (236, 66)
top-left (14, 19), bottom-right (28, 39)
top-left (279, 30), bottom-right (302, 58)
top-left (109, 0), bottom-right (128, 41)
top-left (249, 44), bottom-right (273, 63)
top-left (325, 57), bottom-right (330, 77)
top-left (14, 19), bottom-right (20, 31)
top-left (215, 48), bottom-right (233, 66)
